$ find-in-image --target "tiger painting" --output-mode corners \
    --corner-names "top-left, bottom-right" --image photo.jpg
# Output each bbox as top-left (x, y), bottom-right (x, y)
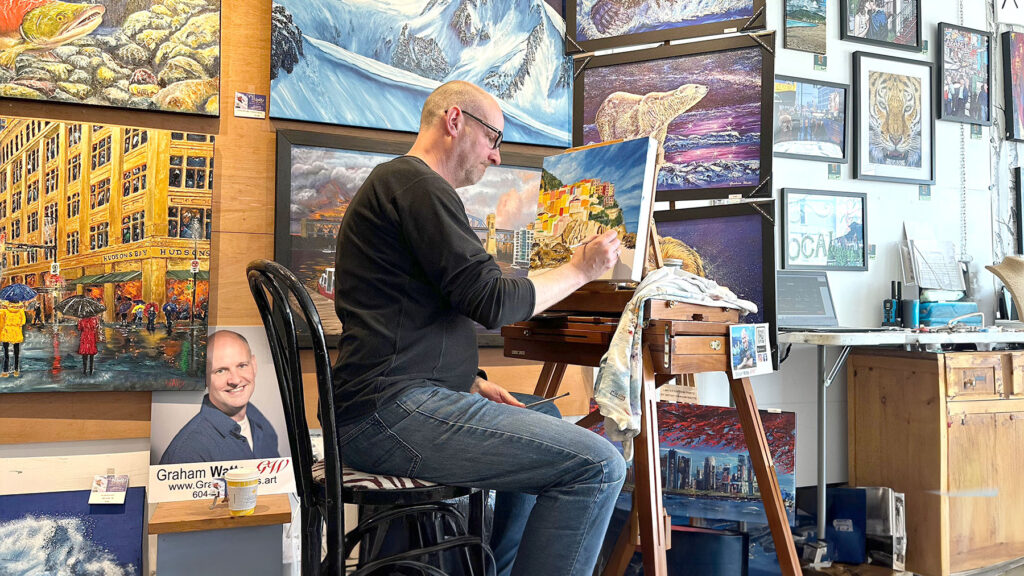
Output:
top-left (867, 71), bottom-right (923, 168)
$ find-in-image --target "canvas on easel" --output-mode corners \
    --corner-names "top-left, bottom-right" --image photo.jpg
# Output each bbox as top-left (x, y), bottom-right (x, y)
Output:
top-left (528, 137), bottom-right (659, 283)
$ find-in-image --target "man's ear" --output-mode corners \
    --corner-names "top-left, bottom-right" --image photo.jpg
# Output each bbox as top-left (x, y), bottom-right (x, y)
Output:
top-left (250, 353), bottom-right (257, 375)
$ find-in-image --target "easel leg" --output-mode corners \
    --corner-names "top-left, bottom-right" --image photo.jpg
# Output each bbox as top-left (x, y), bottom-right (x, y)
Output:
top-left (533, 362), bottom-right (567, 398)
top-left (728, 376), bottom-right (802, 576)
top-left (632, 347), bottom-right (668, 576)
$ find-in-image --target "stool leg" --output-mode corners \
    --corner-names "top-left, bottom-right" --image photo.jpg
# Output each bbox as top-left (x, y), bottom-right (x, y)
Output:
top-left (468, 490), bottom-right (488, 576)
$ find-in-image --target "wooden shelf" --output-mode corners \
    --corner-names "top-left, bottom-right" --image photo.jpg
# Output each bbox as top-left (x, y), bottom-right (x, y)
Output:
top-left (149, 493), bottom-right (291, 534)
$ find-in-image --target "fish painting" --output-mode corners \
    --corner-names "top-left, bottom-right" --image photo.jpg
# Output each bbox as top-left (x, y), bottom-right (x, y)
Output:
top-left (0, 0), bottom-right (104, 68)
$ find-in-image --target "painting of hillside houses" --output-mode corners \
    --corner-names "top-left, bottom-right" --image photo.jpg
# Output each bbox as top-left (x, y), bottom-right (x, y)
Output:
top-left (528, 137), bottom-right (657, 283)
top-left (0, 0), bottom-right (220, 114)
top-left (0, 115), bottom-right (211, 393)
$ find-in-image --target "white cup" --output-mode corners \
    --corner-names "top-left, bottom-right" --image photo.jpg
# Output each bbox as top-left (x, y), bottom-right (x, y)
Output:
top-left (225, 468), bottom-right (259, 516)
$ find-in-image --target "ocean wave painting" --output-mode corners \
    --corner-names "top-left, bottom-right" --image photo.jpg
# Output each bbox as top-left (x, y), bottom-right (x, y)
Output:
top-left (0, 488), bottom-right (144, 575)
top-left (269, 0), bottom-right (572, 147)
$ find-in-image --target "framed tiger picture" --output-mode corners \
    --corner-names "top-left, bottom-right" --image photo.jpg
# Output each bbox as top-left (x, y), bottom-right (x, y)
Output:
top-left (852, 51), bottom-right (935, 185)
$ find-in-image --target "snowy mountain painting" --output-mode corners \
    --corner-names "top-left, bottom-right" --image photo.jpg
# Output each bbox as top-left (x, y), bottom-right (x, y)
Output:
top-left (0, 488), bottom-right (144, 575)
top-left (270, 0), bottom-right (573, 147)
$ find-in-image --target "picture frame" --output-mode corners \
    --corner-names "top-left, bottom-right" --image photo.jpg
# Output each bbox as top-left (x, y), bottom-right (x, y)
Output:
top-left (1002, 31), bottom-right (1024, 142)
top-left (937, 23), bottom-right (992, 126)
top-left (1015, 167), bottom-right (1023, 255)
top-left (575, 34), bottom-right (775, 201)
top-left (840, 0), bottom-right (921, 52)
top-left (773, 75), bottom-right (849, 163)
top-left (268, 0), bottom-right (572, 147)
top-left (781, 188), bottom-right (868, 271)
top-left (997, 0), bottom-right (1024, 26)
top-left (566, 0), bottom-right (766, 53)
top-left (852, 51), bottom-right (935, 185)
top-left (653, 200), bottom-right (778, 368)
top-left (784, 0), bottom-right (827, 54)
top-left (274, 130), bottom-right (545, 347)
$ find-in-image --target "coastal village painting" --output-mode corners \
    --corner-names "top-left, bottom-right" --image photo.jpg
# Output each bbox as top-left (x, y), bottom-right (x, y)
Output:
top-left (528, 137), bottom-right (657, 283)
top-left (0, 0), bottom-right (220, 114)
top-left (0, 115), bottom-right (210, 392)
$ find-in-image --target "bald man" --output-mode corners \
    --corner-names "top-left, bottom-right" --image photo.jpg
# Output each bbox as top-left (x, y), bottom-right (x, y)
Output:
top-left (160, 330), bottom-right (279, 465)
top-left (332, 81), bottom-right (625, 576)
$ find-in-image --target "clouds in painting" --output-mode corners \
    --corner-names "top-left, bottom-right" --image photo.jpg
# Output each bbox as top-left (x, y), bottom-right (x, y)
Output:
top-left (289, 146), bottom-right (392, 232)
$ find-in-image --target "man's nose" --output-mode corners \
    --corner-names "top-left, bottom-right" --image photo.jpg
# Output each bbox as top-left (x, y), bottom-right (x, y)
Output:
top-left (489, 147), bottom-right (501, 166)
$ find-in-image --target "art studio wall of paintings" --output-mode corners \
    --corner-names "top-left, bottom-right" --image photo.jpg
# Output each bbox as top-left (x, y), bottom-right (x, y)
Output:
top-left (0, 0), bottom-right (1019, 573)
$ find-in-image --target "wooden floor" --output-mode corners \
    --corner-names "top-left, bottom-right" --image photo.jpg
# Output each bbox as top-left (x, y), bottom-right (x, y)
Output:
top-left (802, 558), bottom-right (1024, 576)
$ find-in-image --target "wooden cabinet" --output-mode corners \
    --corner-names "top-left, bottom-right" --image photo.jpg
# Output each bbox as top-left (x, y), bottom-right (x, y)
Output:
top-left (848, 350), bottom-right (1024, 576)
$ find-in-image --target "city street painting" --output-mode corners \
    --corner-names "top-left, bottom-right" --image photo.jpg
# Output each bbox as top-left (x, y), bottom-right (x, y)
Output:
top-left (528, 137), bottom-right (657, 283)
top-left (840, 0), bottom-right (921, 51)
top-left (576, 34), bottom-right (774, 201)
top-left (939, 24), bottom-right (992, 126)
top-left (654, 201), bottom-right (778, 368)
top-left (590, 402), bottom-right (796, 525)
top-left (0, 0), bottom-right (220, 114)
top-left (773, 76), bottom-right (848, 163)
top-left (1003, 31), bottom-right (1024, 141)
top-left (0, 487), bottom-right (145, 575)
top-left (568, 0), bottom-right (764, 53)
top-left (0, 115), bottom-right (211, 393)
top-left (274, 130), bottom-right (543, 345)
top-left (269, 0), bottom-right (572, 147)
top-left (784, 0), bottom-right (827, 54)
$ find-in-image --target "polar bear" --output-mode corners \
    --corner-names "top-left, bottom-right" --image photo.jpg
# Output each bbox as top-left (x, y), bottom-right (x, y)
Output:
top-left (594, 83), bottom-right (709, 166)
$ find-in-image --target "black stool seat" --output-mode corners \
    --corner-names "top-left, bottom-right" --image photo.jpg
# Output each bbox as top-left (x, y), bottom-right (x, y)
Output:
top-left (312, 460), bottom-right (475, 506)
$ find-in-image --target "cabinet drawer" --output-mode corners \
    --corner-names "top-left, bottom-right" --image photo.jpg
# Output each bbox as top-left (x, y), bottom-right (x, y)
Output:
top-left (944, 354), bottom-right (1004, 399)
top-left (1010, 353), bottom-right (1024, 397)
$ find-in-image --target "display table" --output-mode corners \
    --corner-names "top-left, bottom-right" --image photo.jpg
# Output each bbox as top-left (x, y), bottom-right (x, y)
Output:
top-left (150, 493), bottom-right (292, 575)
top-left (779, 329), bottom-right (1024, 573)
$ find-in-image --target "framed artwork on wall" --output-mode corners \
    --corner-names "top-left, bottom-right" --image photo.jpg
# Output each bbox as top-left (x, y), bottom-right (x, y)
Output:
top-left (1015, 167), bottom-right (1023, 255)
top-left (781, 189), bottom-right (867, 271)
top-left (784, 0), bottom-right (827, 54)
top-left (938, 24), bottom-right (992, 126)
top-left (852, 51), bottom-right (935, 185)
top-left (997, 0), bottom-right (1024, 26)
top-left (274, 130), bottom-right (544, 346)
top-left (840, 0), bottom-right (921, 51)
top-left (567, 0), bottom-right (765, 53)
top-left (773, 75), bottom-right (849, 163)
top-left (653, 200), bottom-right (778, 368)
top-left (1002, 31), bottom-right (1024, 142)
top-left (0, 1), bottom-right (221, 115)
top-left (268, 0), bottom-right (572, 147)
top-left (575, 34), bottom-right (775, 201)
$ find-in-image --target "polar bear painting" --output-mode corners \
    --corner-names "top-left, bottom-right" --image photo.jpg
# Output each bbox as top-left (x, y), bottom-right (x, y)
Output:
top-left (594, 84), bottom-right (709, 166)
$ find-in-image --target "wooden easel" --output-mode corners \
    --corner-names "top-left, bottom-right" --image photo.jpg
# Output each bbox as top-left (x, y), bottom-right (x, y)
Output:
top-left (503, 224), bottom-right (800, 576)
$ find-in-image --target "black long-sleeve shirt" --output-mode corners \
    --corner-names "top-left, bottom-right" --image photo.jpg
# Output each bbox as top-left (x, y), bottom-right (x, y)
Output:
top-left (332, 156), bottom-right (536, 426)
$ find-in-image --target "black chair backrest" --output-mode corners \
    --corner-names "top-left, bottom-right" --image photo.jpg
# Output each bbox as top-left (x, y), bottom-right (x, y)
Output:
top-left (247, 259), bottom-right (343, 573)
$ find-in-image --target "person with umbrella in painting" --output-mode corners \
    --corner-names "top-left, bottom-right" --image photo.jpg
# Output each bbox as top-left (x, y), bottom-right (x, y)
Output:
top-left (0, 284), bottom-right (36, 378)
top-left (55, 295), bottom-right (106, 376)
top-left (162, 298), bottom-right (178, 332)
top-left (145, 302), bottom-right (158, 332)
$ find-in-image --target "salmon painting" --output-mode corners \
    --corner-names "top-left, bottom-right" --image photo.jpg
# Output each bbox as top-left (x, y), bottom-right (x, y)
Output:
top-left (0, 0), bottom-right (104, 68)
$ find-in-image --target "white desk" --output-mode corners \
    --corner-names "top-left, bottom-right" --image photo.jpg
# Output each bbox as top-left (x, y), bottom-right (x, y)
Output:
top-left (777, 328), bottom-right (1024, 559)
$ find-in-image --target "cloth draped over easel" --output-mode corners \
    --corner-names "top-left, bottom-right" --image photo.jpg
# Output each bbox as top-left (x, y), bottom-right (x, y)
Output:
top-left (593, 266), bottom-right (758, 461)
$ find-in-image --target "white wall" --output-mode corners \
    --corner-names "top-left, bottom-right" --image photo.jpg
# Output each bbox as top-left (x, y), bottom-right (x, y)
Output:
top-left (693, 0), bottom-right (1007, 488)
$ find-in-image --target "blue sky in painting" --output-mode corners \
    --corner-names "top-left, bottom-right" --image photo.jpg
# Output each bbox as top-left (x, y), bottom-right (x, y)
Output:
top-left (542, 138), bottom-right (654, 229)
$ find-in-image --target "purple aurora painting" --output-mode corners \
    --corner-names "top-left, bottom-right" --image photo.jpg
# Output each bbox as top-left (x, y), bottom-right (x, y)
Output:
top-left (579, 37), bottom-right (773, 200)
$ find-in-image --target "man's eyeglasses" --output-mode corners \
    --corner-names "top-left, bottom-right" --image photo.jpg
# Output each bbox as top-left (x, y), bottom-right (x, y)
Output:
top-left (448, 108), bottom-right (503, 150)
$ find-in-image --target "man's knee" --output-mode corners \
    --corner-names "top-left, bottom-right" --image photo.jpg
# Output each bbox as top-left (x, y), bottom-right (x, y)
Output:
top-left (588, 439), bottom-right (627, 488)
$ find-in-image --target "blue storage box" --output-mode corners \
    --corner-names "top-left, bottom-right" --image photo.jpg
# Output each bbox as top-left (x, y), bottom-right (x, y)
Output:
top-left (918, 301), bottom-right (981, 327)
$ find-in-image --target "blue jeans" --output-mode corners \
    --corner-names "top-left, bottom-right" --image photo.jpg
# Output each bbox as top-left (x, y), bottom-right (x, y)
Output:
top-left (338, 385), bottom-right (627, 576)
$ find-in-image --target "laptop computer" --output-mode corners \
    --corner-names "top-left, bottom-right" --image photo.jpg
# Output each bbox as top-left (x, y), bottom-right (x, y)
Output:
top-left (776, 270), bottom-right (903, 332)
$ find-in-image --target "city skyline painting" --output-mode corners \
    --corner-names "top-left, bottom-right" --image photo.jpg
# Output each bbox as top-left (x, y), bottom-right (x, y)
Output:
top-left (0, 115), bottom-right (211, 393)
top-left (274, 130), bottom-right (543, 345)
top-left (269, 0), bottom-right (572, 147)
top-left (591, 402), bottom-right (796, 525)
top-left (528, 137), bottom-right (658, 283)
top-left (576, 35), bottom-right (774, 201)
top-left (0, 487), bottom-right (145, 575)
top-left (0, 0), bottom-right (220, 115)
